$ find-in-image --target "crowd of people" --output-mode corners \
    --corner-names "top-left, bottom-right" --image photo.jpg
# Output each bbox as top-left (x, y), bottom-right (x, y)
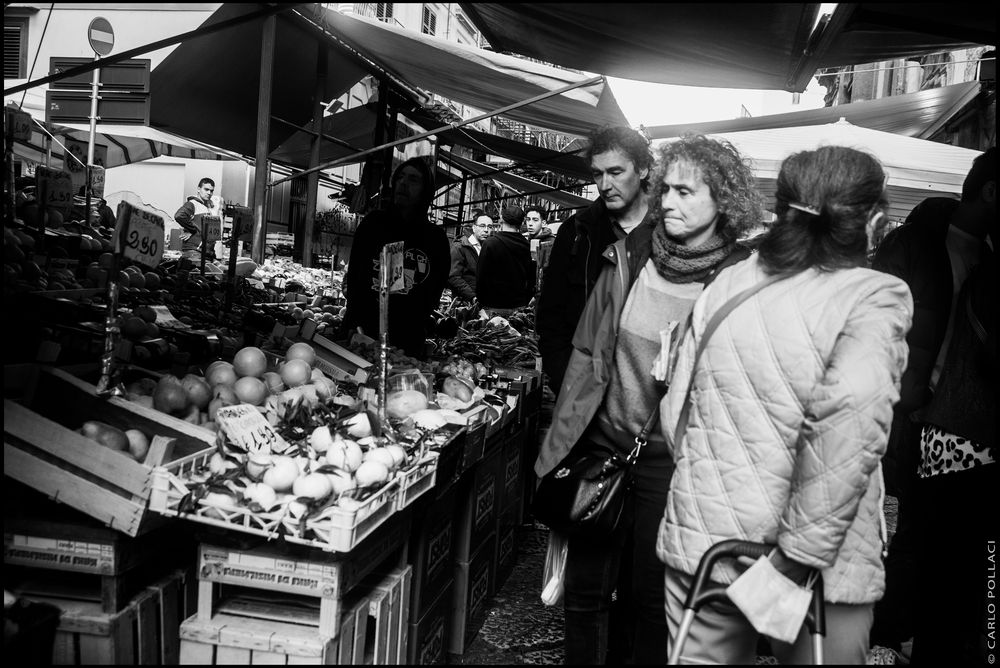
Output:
top-left (333, 124), bottom-right (993, 664)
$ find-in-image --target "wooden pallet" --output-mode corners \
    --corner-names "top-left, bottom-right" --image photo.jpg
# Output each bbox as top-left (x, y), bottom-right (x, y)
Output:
top-left (19, 568), bottom-right (196, 665)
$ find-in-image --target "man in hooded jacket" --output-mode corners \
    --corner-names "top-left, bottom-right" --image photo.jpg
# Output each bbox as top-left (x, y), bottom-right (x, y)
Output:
top-left (476, 204), bottom-right (535, 314)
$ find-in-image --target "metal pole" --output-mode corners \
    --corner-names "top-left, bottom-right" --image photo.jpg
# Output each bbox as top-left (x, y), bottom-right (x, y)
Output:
top-left (303, 42), bottom-right (327, 268)
top-left (251, 15), bottom-right (277, 264)
top-left (456, 176), bottom-right (467, 240)
top-left (86, 54), bottom-right (100, 226)
top-left (270, 75), bottom-right (605, 186)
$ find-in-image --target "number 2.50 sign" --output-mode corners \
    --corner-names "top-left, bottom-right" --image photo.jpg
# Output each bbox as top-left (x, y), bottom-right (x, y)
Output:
top-left (114, 201), bottom-right (164, 268)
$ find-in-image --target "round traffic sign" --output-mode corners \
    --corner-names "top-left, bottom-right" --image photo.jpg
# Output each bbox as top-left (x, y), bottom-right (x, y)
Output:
top-left (88, 17), bottom-right (114, 56)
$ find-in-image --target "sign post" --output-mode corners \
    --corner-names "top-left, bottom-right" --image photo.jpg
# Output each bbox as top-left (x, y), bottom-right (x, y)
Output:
top-left (86, 17), bottom-right (114, 233)
top-left (376, 241), bottom-right (406, 436)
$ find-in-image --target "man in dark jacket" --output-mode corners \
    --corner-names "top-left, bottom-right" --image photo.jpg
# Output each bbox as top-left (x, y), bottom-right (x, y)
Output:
top-left (536, 126), bottom-right (653, 392)
top-left (342, 157), bottom-right (450, 359)
top-left (476, 204), bottom-right (535, 313)
top-left (447, 209), bottom-right (492, 302)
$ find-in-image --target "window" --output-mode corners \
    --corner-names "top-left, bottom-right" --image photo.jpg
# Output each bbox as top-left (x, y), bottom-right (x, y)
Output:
top-left (422, 7), bottom-right (437, 35)
top-left (375, 3), bottom-right (393, 23)
top-left (4, 18), bottom-right (28, 79)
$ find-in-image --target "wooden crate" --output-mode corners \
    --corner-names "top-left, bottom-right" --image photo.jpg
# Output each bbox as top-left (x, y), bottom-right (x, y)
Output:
top-left (358, 566), bottom-right (412, 665)
top-left (453, 447), bottom-right (502, 563)
top-left (20, 568), bottom-right (197, 665)
top-left (193, 510), bottom-right (410, 642)
top-left (494, 501), bottom-right (522, 596)
top-left (5, 509), bottom-right (194, 614)
top-left (447, 532), bottom-right (496, 656)
top-left (4, 364), bottom-right (216, 537)
top-left (406, 578), bottom-right (452, 666)
top-left (407, 485), bottom-right (456, 619)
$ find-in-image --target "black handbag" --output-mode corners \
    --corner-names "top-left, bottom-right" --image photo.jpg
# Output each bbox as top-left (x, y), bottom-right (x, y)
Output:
top-left (533, 271), bottom-right (791, 541)
top-left (531, 412), bottom-right (657, 541)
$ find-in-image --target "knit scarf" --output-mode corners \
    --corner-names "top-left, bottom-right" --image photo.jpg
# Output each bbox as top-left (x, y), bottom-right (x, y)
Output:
top-left (651, 223), bottom-right (734, 283)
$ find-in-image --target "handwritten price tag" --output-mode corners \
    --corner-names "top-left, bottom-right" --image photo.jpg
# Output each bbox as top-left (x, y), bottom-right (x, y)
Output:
top-left (215, 404), bottom-right (289, 455)
top-left (150, 305), bottom-right (190, 329)
top-left (115, 201), bottom-right (164, 269)
top-left (34, 166), bottom-right (74, 213)
top-left (91, 165), bottom-right (106, 199)
top-left (7, 109), bottom-right (33, 142)
top-left (383, 241), bottom-right (406, 294)
top-left (200, 215), bottom-right (222, 243)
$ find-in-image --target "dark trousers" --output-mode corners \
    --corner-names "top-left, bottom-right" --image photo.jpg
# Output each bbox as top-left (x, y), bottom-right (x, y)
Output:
top-left (910, 462), bottom-right (997, 665)
top-left (563, 449), bottom-right (672, 665)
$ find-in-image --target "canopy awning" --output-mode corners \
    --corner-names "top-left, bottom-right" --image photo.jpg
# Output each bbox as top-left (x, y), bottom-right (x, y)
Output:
top-left (458, 3), bottom-right (992, 92)
top-left (646, 81), bottom-right (982, 140)
top-left (440, 151), bottom-right (591, 210)
top-left (6, 95), bottom-right (240, 168)
top-left (657, 119), bottom-right (982, 221)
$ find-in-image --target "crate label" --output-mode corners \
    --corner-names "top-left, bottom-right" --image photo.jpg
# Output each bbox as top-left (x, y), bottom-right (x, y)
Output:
top-left (498, 525), bottom-right (514, 567)
top-left (505, 450), bottom-right (520, 491)
top-left (199, 546), bottom-right (338, 597)
top-left (470, 560), bottom-right (490, 614)
top-left (5, 534), bottom-right (115, 573)
top-left (151, 305), bottom-right (191, 329)
top-left (426, 524), bottom-right (452, 580)
top-left (215, 403), bottom-right (289, 455)
top-left (420, 615), bottom-right (445, 665)
top-left (474, 480), bottom-right (495, 529)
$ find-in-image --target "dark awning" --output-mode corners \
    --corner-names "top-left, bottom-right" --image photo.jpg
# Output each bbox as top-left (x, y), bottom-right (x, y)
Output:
top-left (458, 3), bottom-right (993, 92)
top-left (646, 81), bottom-right (982, 140)
top-left (440, 151), bottom-right (592, 210)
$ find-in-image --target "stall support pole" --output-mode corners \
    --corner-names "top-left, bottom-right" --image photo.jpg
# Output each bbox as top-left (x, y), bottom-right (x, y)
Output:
top-left (85, 56), bottom-right (101, 226)
top-left (456, 177), bottom-right (467, 239)
top-left (251, 15), bottom-right (276, 264)
top-left (302, 43), bottom-right (326, 269)
top-left (371, 77), bottom-right (389, 208)
top-left (380, 106), bottom-right (397, 196)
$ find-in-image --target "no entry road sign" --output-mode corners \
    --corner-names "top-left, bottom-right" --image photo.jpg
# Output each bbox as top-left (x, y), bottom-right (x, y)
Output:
top-left (88, 17), bottom-right (114, 56)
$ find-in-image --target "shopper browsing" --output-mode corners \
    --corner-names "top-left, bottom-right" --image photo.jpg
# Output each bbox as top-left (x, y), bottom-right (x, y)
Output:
top-left (476, 204), bottom-right (535, 314)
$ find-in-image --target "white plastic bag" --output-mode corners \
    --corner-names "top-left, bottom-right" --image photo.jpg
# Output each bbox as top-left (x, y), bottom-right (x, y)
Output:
top-left (541, 531), bottom-right (569, 606)
top-left (726, 555), bottom-right (814, 643)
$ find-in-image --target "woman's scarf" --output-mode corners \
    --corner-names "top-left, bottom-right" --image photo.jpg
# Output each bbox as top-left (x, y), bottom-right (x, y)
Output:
top-left (651, 222), bottom-right (734, 283)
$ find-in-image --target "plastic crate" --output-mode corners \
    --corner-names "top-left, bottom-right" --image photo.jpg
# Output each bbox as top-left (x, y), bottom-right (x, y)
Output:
top-left (396, 450), bottom-right (439, 511)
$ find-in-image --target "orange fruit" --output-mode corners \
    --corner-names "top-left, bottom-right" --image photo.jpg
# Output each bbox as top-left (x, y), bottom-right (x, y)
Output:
top-left (122, 316), bottom-right (149, 340)
top-left (285, 342), bottom-right (316, 366)
top-left (280, 358), bottom-right (311, 388)
top-left (233, 346), bottom-right (267, 378)
top-left (233, 376), bottom-right (269, 406)
top-left (205, 362), bottom-right (238, 387)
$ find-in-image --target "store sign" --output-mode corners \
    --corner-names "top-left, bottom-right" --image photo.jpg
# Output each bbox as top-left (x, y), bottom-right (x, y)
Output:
top-left (6, 108), bottom-right (33, 142)
top-left (114, 200), bottom-right (164, 268)
top-left (215, 404), bottom-right (289, 455)
top-left (200, 215), bottom-right (222, 244)
top-left (34, 166), bottom-right (74, 213)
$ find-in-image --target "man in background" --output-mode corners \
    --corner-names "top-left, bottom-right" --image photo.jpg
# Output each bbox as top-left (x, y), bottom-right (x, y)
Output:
top-left (448, 208), bottom-right (493, 303)
top-left (476, 204), bottom-right (535, 315)
top-left (174, 177), bottom-right (222, 267)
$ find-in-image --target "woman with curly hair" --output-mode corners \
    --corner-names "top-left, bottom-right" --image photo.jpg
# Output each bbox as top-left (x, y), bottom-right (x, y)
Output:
top-left (536, 134), bottom-right (761, 663)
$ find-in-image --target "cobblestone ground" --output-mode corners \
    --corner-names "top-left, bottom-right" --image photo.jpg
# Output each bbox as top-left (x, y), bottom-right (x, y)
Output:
top-left (456, 387), bottom-right (904, 665)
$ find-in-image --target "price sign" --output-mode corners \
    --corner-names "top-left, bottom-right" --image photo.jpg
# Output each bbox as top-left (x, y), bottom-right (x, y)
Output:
top-left (114, 200), bottom-right (164, 268)
top-left (90, 165), bottom-right (106, 199)
top-left (200, 215), bottom-right (222, 243)
top-left (63, 138), bottom-right (108, 189)
top-left (383, 241), bottom-right (406, 294)
top-left (215, 404), bottom-right (289, 455)
top-left (35, 166), bottom-right (74, 213)
top-left (6, 108), bottom-right (33, 142)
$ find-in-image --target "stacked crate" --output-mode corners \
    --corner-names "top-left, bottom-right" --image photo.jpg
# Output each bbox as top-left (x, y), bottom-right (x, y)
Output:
top-left (177, 511), bottom-right (412, 665)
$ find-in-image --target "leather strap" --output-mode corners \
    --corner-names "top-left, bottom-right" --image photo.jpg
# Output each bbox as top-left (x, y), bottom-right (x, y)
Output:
top-left (673, 272), bottom-right (793, 449)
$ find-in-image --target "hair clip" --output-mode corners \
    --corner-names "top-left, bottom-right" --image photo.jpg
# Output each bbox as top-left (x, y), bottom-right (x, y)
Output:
top-left (788, 202), bottom-right (821, 216)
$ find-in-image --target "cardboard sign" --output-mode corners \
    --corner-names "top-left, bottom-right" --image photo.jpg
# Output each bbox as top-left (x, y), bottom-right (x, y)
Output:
top-left (199, 215), bottom-right (222, 243)
top-left (90, 165), bottom-right (106, 199)
top-left (63, 137), bottom-right (108, 189)
top-left (6, 108), bottom-right (33, 142)
top-left (34, 166), bottom-right (74, 213)
top-left (114, 200), bottom-right (164, 268)
top-left (215, 403), bottom-right (289, 455)
top-left (383, 241), bottom-right (406, 294)
top-left (149, 305), bottom-right (190, 329)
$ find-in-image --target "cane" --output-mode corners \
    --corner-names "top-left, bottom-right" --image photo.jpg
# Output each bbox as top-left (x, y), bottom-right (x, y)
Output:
top-left (668, 540), bottom-right (826, 665)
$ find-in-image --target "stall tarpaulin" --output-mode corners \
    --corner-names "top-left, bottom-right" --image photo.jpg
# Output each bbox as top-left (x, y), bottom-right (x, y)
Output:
top-left (457, 3), bottom-right (992, 92)
top-left (440, 151), bottom-right (592, 210)
top-left (660, 119), bottom-right (983, 221)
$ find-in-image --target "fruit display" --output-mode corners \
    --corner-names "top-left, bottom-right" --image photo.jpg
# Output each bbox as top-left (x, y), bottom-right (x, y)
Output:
top-left (251, 257), bottom-right (345, 297)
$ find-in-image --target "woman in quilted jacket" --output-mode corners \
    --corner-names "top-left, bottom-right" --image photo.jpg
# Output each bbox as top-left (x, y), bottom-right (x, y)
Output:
top-left (658, 146), bottom-right (913, 664)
